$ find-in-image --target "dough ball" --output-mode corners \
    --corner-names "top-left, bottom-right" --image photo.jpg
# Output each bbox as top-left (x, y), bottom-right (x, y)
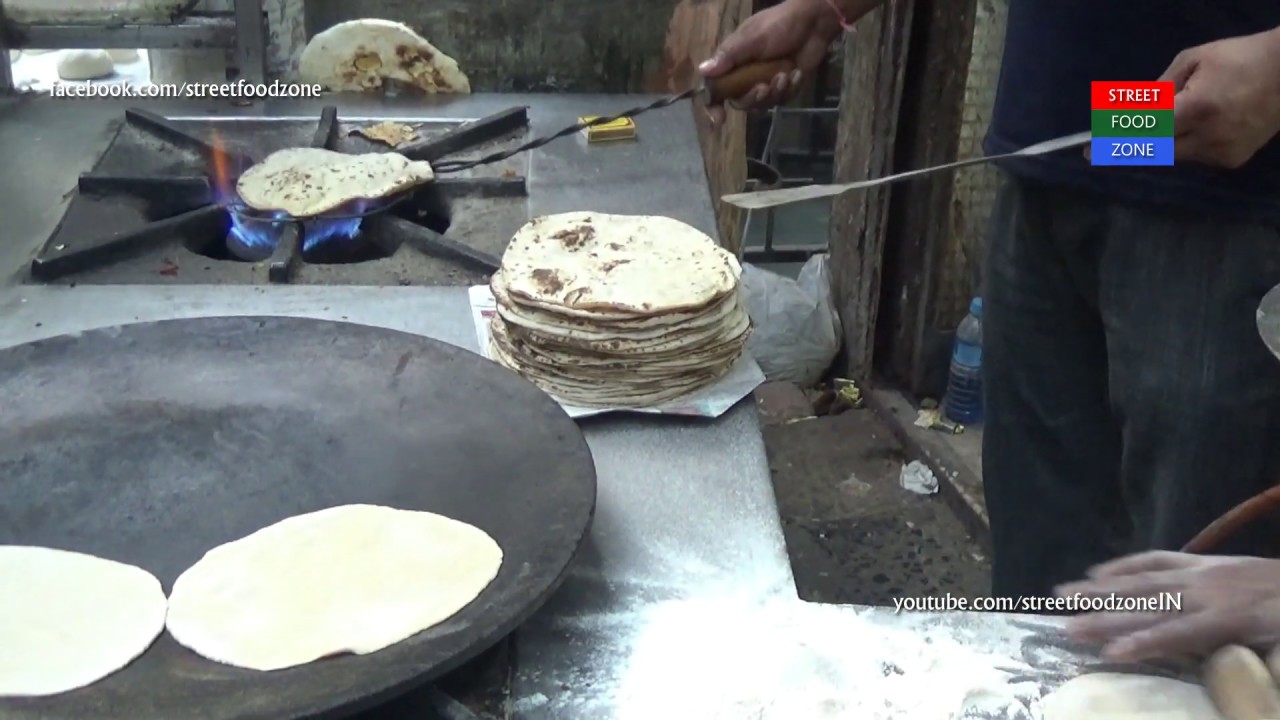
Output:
top-left (7, 50), bottom-right (19, 63)
top-left (106, 49), bottom-right (140, 63)
top-left (1041, 673), bottom-right (1222, 719)
top-left (57, 49), bottom-right (115, 81)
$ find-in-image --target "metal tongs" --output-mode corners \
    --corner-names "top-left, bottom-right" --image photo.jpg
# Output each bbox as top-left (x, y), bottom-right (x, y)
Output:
top-left (425, 60), bottom-right (797, 174)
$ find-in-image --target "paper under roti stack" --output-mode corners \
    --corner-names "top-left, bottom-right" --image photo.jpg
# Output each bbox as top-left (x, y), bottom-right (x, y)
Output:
top-left (488, 212), bottom-right (751, 408)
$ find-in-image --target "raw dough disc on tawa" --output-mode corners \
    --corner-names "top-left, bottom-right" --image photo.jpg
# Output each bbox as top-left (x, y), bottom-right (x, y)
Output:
top-left (0, 546), bottom-right (167, 697)
top-left (165, 504), bottom-right (504, 672)
top-left (1041, 673), bottom-right (1223, 719)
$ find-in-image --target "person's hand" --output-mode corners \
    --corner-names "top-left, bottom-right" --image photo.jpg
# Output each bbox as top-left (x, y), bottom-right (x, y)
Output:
top-left (1161, 29), bottom-right (1280, 168)
top-left (1055, 551), bottom-right (1280, 662)
top-left (698, 0), bottom-right (841, 127)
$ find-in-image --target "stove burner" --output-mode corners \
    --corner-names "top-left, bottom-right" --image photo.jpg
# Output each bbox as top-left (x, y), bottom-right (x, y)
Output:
top-left (219, 194), bottom-right (408, 263)
top-left (32, 105), bottom-right (531, 283)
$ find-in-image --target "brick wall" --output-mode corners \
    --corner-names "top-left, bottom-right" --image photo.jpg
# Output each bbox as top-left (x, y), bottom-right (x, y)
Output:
top-left (949, 0), bottom-right (1007, 296)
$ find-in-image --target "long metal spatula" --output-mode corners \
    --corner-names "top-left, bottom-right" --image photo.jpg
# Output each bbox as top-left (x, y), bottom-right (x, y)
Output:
top-left (720, 130), bottom-right (1093, 210)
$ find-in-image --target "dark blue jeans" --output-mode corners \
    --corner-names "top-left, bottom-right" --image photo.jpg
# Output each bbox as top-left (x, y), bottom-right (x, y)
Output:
top-left (981, 173), bottom-right (1280, 600)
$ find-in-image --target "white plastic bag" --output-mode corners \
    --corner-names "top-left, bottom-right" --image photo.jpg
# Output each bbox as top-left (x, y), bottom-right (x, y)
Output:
top-left (740, 254), bottom-right (842, 387)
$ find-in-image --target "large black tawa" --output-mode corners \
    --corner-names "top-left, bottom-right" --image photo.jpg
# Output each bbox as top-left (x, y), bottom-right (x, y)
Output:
top-left (0, 317), bottom-right (597, 720)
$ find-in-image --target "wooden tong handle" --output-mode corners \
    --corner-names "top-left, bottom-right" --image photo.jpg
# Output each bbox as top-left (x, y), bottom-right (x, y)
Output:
top-left (702, 59), bottom-right (796, 105)
top-left (1180, 483), bottom-right (1280, 554)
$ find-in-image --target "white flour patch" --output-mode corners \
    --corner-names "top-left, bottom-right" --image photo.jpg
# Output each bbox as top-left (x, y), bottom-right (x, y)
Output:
top-left (612, 597), bottom-right (1029, 720)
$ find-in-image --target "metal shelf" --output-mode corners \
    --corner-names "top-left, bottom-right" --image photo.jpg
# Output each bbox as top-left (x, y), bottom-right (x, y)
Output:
top-left (0, 0), bottom-right (266, 93)
top-left (7, 18), bottom-right (237, 50)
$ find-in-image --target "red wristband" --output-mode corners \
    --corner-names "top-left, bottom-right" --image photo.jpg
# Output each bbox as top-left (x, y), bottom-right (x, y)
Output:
top-left (824, 0), bottom-right (855, 31)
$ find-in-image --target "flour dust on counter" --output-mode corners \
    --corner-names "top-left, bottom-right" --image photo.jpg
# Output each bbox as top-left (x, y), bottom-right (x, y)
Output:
top-left (514, 594), bottom-right (1039, 719)
top-left (613, 598), bottom-right (1031, 719)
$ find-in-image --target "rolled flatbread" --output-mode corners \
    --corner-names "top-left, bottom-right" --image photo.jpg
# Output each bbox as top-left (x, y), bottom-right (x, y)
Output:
top-left (0, 546), bottom-right (167, 697)
top-left (1040, 673), bottom-right (1223, 719)
top-left (165, 504), bottom-right (504, 672)
top-left (298, 19), bottom-right (471, 94)
top-left (234, 147), bottom-right (434, 218)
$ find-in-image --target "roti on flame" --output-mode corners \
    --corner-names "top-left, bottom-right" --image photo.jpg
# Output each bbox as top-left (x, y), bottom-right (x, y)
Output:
top-left (235, 147), bottom-right (434, 218)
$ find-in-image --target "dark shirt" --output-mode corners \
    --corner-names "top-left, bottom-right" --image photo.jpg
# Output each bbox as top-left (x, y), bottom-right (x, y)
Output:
top-left (986, 1), bottom-right (1280, 223)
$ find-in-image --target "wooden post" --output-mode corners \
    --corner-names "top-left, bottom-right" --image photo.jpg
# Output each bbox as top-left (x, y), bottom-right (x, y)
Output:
top-left (878, 0), bottom-right (979, 394)
top-left (649, 0), bottom-right (754, 255)
top-left (828, 0), bottom-right (915, 382)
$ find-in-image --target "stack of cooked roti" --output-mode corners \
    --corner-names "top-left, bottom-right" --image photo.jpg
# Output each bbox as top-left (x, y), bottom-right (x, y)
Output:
top-left (488, 212), bottom-right (751, 408)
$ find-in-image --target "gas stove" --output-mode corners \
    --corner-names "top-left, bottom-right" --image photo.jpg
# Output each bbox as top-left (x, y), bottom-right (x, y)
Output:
top-left (29, 105), bottom-right (533, 287)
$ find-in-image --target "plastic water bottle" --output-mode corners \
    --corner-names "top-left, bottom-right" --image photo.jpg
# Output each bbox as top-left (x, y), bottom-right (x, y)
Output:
top-left (944, 297), bottom-right (983, 424)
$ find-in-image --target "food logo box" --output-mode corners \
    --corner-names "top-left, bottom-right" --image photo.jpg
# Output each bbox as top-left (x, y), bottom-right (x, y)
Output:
top-left (1089, 81), bottom-right (1175, 166)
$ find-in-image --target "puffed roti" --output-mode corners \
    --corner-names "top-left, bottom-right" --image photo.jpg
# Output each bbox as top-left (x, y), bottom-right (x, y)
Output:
top-left (299, 19), bottom-right (471, 94)
top-left (235, 147), bottom-right (434, 218)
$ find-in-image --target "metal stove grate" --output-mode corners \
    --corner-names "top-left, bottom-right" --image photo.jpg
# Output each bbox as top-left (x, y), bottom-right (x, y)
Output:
top-left (32, 105), bottom-right (531, 284)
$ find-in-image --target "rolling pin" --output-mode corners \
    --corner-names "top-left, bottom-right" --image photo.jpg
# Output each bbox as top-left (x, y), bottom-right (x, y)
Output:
top-left (1203, 645), bottom-right (1280, 720)
top-left (1174, 489), bottom-right (1280, 718)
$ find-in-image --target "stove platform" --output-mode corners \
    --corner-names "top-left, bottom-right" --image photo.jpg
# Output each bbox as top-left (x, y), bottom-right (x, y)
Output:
top-left (30, 106), bottom-right (532, 287)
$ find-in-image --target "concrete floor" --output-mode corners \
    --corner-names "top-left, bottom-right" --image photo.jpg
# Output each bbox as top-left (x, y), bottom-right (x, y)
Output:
top-left (762, 409), bottom-right (990, 605)
top-left (739, 192), bottom-right (992, 604)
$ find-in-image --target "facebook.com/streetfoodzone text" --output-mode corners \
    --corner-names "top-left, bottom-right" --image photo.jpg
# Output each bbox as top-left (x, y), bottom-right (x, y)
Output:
top-left (893, 592), bottom-right (1182, 614)
top-left (51, 80), bottom-right (323, 99)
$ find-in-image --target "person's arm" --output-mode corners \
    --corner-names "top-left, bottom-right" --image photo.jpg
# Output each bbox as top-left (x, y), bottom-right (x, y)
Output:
top-left (1057, 551), bottom-right (1280, 661)
top-left (700, 0), bottom-right (887, 125)
top-left (1159, 27), bottom-right (1280, 167)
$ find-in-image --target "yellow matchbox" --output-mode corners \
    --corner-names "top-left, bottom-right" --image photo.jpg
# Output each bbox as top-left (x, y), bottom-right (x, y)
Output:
top-left (579, 116), bottom-right (637, 143)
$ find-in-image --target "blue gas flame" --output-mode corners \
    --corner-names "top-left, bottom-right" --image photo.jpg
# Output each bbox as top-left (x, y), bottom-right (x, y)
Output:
top-left (220, 195), bottom-right (367, 260)
top-left (302, 215), bottom-right (363, 252)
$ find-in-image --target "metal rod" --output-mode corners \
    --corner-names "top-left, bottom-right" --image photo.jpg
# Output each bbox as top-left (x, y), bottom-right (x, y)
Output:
top-left (31, 205), bottom-right (225, 281)
top-left (267, 224), bottom-right (302, 283)
top-left (0, 4), bottom-right (14, 95)
top-left (231, 0), bottom-right (265, 83)
top-left (4, 19), bottom-right (237, 50)
top-left (358, 215), bottom-right (406, 257)
top-left (764, 208), bottom-right (776, 254)
top-left (399, 107), bottom-right (530, 163)
top-left (312, 106), bottom-right (338, 149)
top-left (432, 177), bottom-right (527, 199)
top-left (384, 215), bottom-right (500, 274)
top-left (742, 247), bottom-right (826, 265)
top-left (421, 685), bottom-right (484, 720)
top-left (125, 108), bottom-right (254, 168)
top-left (78, 174), bottom-right (210, 198)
